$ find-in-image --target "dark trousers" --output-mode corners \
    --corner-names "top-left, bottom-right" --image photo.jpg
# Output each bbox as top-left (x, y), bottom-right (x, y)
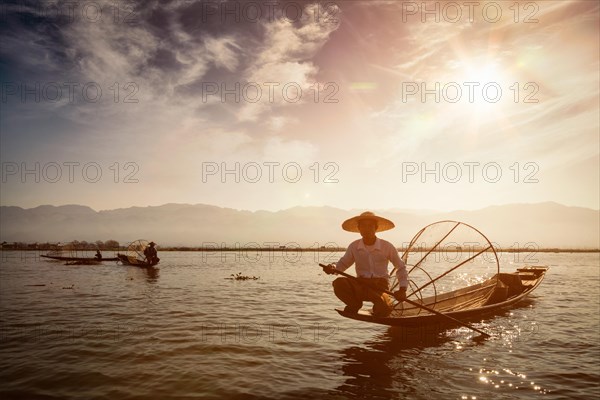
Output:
top-left (332, 277), bottom-right (394, 316)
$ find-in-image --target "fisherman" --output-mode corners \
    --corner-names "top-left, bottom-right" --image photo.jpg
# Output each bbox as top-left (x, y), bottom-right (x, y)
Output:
top-left (95, 250), bottom-right (102, 260)
top-left (323, 211), bottom-right (408, 317)
top-left (144, 242), bottom-right (159, 265)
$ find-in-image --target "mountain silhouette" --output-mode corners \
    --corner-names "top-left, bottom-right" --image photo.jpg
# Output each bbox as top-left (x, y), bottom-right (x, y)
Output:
top-left (0, 202), bottom-right (598, 248)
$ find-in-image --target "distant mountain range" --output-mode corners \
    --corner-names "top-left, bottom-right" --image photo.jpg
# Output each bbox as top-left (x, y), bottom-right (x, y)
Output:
top-left (0, 202), bottom-right (598, 248)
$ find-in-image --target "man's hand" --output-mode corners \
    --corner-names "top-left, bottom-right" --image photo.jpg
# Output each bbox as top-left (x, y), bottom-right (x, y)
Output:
top-left (322, 264), bottom-right (337, 275)
top-left (393, 287), bottom-right (407, 301)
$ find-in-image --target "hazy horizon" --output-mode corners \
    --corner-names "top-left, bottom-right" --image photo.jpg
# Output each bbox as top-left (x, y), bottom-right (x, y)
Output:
top-left (2, 199), bottom-right (600, 214)
top-left (2, 201), bottom-right (598, 248)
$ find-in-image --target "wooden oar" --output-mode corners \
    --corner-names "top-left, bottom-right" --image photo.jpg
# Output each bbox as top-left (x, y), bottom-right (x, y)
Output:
top-left (319, 263), bottom-right (490, 338)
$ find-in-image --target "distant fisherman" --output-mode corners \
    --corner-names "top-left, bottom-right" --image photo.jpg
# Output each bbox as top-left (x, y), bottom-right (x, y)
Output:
top-left (144, 241), bottom-right (159, 265)
top-left (323, 212), bottom-right (408, 317)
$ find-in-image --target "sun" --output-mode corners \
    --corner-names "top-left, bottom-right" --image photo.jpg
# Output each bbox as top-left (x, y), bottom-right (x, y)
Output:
top-left (465, 62), bottom-right (503, 85)
top-left (449, 61), bottom-right (512, 114)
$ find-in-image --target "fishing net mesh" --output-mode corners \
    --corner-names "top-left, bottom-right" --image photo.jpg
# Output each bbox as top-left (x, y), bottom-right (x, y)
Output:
top-left (389, 221), bottom-right (499, 313)
top-left (126, 239), bottom-right (151, 264)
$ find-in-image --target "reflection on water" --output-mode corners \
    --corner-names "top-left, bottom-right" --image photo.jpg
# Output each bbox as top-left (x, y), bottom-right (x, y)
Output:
top-left (124, 266), bottom-right (160, 307)
top-left (338, 345), bottom-right (402, 398)
top-left (124, 264), bottom-right (160, 283)
top-left (143, 266), bottom-right (160, 282)
top-left (335, 329), bottom-right (454, 399)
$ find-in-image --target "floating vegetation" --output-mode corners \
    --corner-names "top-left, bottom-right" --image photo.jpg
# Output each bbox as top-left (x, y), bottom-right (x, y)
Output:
top-left (225, 272), bottom-right (259, 281)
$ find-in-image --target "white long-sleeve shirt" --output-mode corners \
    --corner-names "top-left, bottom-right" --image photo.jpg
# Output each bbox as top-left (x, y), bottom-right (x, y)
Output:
top-left (335, 238), bottom-right (409, 288)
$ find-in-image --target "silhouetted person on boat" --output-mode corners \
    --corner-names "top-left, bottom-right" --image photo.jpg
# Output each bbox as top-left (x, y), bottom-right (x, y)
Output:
top-left (323, 211), bottom-right (408, 317)
top-left (144, 242), bottom-right (159, 265)
top-left (95, 250), bottom-right (102, 260)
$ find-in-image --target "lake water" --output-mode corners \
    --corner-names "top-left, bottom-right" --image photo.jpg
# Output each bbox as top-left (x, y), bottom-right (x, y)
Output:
top-left (0, 251), bottom-right (598, 399)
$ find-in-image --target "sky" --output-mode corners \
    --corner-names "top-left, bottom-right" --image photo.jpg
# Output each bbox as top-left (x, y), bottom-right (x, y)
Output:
top-left (0, 0), bottom-right (598, 212)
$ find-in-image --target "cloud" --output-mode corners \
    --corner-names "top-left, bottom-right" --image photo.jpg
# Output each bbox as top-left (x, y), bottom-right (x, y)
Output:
top-left (204, 36), bottom-right (241, 72)
top-left (267, 115), bottom-right (297, 131)
top-left (261, 136), bottom-right (318, 165)
top-left (236, 3), bottom-right (340, 121)
top-left (1, 1), bottom-right (341, 125)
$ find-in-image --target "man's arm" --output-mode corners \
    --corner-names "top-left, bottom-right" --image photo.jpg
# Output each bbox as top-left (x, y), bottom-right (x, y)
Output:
top-left (335, 245), bottom-right (355, 272)
top-left (389, 244), bottom-right (408, 300)
top-left (323, 244), bottom-right (355, 275)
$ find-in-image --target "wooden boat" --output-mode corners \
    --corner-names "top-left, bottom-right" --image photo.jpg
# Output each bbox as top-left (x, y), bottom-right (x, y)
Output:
top-left (41, 255), bottom-right (119, 262)
top-left (116, 239), bottom-right (160, 267)
top-left (336, 266), bottom-right (548, 327)
top-left (328, 221), bottom-right (550, 333)
top-left (41, 242), bottom-right (119, 264)
top-left (117, 253), bottom-right (159, 267)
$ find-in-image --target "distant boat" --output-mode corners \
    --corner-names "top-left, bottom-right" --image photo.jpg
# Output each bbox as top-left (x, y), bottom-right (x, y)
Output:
top-left (41, 243), bottom-right (119, 264)
top-left (116, 253), bottom-right (159, 267)
top-left (41, 254), bottom-right (119, 262)
top-left (116, 239), bottom-right (160, 267)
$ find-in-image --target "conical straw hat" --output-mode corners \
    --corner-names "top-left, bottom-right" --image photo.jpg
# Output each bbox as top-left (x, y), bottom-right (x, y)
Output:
top-left (342, 211), bottom-right (395, 232)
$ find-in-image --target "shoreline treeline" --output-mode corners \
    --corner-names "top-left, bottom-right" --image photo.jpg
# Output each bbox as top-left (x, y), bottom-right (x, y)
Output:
top-left (0, 241), bottom-right (598, 253)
